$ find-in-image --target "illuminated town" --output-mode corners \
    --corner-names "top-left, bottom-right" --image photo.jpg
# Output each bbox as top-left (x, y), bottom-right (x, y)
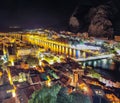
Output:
top-left (0, 28), bottom-right (120, 103)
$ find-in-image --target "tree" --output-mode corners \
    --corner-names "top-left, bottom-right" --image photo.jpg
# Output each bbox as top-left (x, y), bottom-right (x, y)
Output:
top-left (57, 88), bottom-right (91, 103)
top-left (4, 61), bottom-right (11, 67)
top-left (56, 87), bottom-right (72, 103)
top-left (69, 92), bottom-right (91, 103)
top-left (1, 61), bottom-right (11, 72)
top-left (0, 59), bottom-right (4, 66)
top-left (29, 84), bottom-right (92, 103)
top-left (25, 55), bottom-right (39, 66)
top-left (29, 84), bottom-right (61, 103)
top-left (89, 70), bottom-right (101, 78)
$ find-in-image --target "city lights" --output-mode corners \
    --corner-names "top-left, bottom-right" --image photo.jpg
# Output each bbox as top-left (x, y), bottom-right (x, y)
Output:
top-left (0, 29), bottom-right (120, 103)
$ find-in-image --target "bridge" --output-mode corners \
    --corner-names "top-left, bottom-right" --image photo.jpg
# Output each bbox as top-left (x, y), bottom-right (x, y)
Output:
top-left (73, 54), bottom-right (115, 62)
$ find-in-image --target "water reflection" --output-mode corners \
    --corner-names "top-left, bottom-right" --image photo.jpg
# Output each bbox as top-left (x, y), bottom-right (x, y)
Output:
top-left (80, 59), bottom-right (120, 81)
top-left (93, 61), bottom-right (97, 67)
top-left (81, 59), bottom-right (117, 70)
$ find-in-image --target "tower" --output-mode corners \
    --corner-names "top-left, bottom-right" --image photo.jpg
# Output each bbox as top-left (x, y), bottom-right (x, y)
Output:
top-left (73, 70), bottom-right (79, 84)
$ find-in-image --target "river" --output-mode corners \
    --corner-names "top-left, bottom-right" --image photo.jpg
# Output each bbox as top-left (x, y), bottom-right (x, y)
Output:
top-left (80, 58), bottom-right (120, 82)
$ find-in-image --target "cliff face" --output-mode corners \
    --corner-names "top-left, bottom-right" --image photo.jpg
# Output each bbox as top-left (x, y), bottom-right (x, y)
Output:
top-left (69, 0), bottom-right (120, 37)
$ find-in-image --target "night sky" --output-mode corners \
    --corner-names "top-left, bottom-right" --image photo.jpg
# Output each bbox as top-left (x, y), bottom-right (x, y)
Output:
top-left (0, 0), bottom-right (78, 30)
top-left (0, 0), bottom-right (120, 33)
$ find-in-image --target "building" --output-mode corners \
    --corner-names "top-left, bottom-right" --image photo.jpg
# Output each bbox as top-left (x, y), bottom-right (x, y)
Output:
top-left (114, 36), bottom-right (120, 42)
top-left (0, 84), bottom-right (14, 101)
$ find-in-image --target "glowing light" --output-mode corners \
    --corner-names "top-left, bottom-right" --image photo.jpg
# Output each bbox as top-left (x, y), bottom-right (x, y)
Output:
top-left (1, 55), bottom-right (8, 63)
top-left (32, 65), bottom-right (36, 68)
top-left (93, 61), bottom-right (97, 67)
top-left (49, 60), bottom-right (54, 64)
top-left (102, 59), bottom-right (107, 64)
top-left (10, 59), bottom-right (14, 66)
top-left (6, 68), bottom-right (16, 98)
top-left (109, 59), bottom-right (113, 64)
top-left (66, 47), bottom-right (68, 55)
top-left (11, 39), bottom-right (15, 43)
top-left (12, 89), bottom-right (16, 97)
top-left (101, 59), bottom-right (108, 68)
top-left (83, 86), bottom-right (88, 92)
top-left (73, 49), bottom-right (76, 57)
top-left (7, 89), bottom-right (16, 97)
top-left (88, 61), bottom-right (92, 65)
top-left (46, 76), bottom-right (51, 87)
top-left (18, 78), bottom-right (23, 82)
top-left (57, 59), bottom-right (61, 63)
top-left (7, 69), bottom-right (13, 85)
top-left (62, 46), bottom-right (64, 53)
top-left (3, 47), bottom-right (7, 54)
top-left (47, 82), bottom-right (51, 87)
top-left (39, 60), bottom-right (42, 66)
top-left (97, 60), bottom-right (101, 67)
top-left (83, 62), bottom-right (86, 67)
top-left (79, 83), bottom-right (89, 93)
top-left (72, 44), bottom-right (101, 50)
top-left (69, 48), bottom-right (72, 56)
top-left (0, 72), bottom-right (2, 77)
top-left (82, 52), bottom-right (86, 58)
top-left (53, 44), bottom-right (56, 52)
top-left (59, 46), bottom-right (61, 54)
top-left (56, 45), bottom-right (58, 53)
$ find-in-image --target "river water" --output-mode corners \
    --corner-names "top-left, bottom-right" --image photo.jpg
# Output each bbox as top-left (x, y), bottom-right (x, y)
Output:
top-left (80, 58), bottom-right (120, 82)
